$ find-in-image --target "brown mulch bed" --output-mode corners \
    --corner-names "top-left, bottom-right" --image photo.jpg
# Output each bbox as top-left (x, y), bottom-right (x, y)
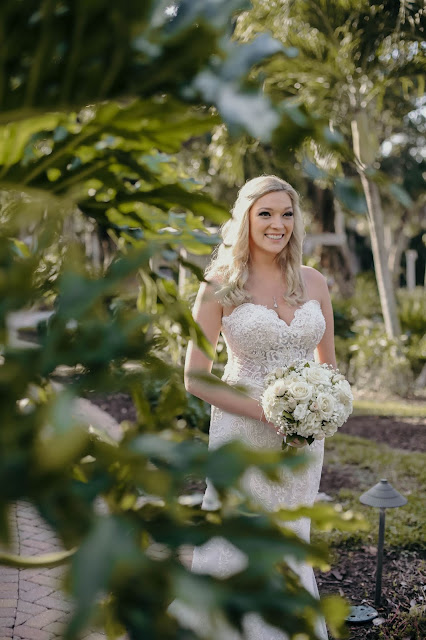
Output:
top-left (317, 548), bottom-right (425, 639)
top-left (87, 391), bottom-right (425, 453)
top-left (340, 415), bottom-right (426, 453)
top-left (86, 391), bottom-right (138, 423)
top-left (87, 391), bottom-right (425, 638)
top-left (319, 463), bottom-right (378, 494)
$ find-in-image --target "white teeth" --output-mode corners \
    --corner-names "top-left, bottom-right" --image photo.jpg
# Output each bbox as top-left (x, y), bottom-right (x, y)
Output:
top-left (265, 234), bottom-right (284, 239)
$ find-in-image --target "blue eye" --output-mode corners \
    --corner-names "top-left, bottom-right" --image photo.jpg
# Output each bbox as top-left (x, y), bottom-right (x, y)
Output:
top-left (258, 210), bottom-right (293, 217)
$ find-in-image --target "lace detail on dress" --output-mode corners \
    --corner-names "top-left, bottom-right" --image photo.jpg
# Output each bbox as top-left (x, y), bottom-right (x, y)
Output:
top-left (171, 300), bottom-right (329, 639)
top-left (221, 299), bottom-right (325, 392)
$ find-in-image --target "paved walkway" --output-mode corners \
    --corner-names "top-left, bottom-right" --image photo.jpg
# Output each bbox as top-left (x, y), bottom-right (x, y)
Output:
top-left (0, 398), bottom-right (122, 640)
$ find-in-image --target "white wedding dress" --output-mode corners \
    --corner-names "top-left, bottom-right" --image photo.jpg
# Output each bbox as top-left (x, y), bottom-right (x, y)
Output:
top-left (171, 299), bottom-right (328, 639)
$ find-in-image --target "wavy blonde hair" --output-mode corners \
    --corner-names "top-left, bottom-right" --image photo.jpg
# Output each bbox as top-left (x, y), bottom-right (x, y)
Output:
top-left (205, 175), bottom-right (306, 307)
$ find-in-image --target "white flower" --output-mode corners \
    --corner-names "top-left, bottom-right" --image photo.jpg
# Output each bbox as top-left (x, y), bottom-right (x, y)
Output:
top-left (293, 403), bottom-right (308, 421)
top-left (285, 370), bottom-right (303, 385)
top-left (262, 361), bottom-right (352, 442)
top-left (335, 379), bottom-right (353, 401)
top-left (323, 422), bottom-right (338, 437)
top-left (301, 411), bottom-right (322, 437)
top-left (334, 405), bottom-right (348, 424)
top-left (287, 397), bottom-right (297, 410)
top-left (305, 365), bottom-right (332, 386)
top-left (316, 392), bottom-right (335, 420)
top-left (288, 380), bottom-right (312, 403)
top-left (272, 380), bottom-right (286, 396)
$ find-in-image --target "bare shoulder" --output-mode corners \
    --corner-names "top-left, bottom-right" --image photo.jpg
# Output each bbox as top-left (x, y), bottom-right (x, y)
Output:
top-left (193, 278), bottom-right (223, 316)
top-left (301, 266), bottom-right (329, 301)
top-left (301, 265), bottom-right (327, 286)
top-left (199, 277), bottom-right (223, 301)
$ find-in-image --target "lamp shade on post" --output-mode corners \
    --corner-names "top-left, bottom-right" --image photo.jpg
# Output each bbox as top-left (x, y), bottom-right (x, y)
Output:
top-left (345, 479), bottom-right (407, 624)
top-left (359, 478), bottom-right (408, 509)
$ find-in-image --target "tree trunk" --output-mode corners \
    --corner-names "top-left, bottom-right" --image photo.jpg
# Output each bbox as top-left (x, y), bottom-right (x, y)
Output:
top-left (359, 174), bottom-right (401, 337)
top-left (384, 211), bottom-right (409, 288)
top-left (351, 112), bottom-right (401, 338)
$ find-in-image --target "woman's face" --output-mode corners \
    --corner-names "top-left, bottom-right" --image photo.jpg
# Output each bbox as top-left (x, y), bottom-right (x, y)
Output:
top-left (248, 190), bottom-right (294, 258)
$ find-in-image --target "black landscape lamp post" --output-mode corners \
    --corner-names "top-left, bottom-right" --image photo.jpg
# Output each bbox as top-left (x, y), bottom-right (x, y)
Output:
top-left (346, 478), bottom-right (407, 624)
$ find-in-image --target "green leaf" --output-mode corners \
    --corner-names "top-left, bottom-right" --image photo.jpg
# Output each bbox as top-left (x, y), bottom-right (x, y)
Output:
top-left (389, 183), bottom-right (413, 208)
top-left (0, 547), bottom-right (76, 569)
top-left (334, 177), bottom-right (367, 214)
top-left (220, 34), bottom-right (285, 82)
top-left (302, 158), bottom-right (329, 181)
top-left (11, 239), bottom-right (31, 258)
top-left (321, 595), bottom-right (350, 638)
top-left (67, 516), bottom-right (141, 639)
top-left (194, 72), bottom-right (280, 141)
top-left (126, 184), bottom-right (229, 223)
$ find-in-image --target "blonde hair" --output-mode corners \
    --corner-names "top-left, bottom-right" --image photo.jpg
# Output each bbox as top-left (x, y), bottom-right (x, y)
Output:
top-left (205, 175), bottom-right (306, 307)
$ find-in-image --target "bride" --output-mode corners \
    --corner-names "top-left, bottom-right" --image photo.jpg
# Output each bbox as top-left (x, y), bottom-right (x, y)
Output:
top-left (174, 175), bottom-right (336, 639)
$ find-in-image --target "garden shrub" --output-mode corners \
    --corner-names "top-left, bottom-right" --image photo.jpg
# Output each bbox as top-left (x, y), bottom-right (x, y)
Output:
top-left (332, 272), bottom-right (382, 323)
top-left (397, 287), bottom-right (426, 377)
top-left (332, 275), bottom-right (425, 395)
top-left (397, 286), bottom-right (426, 335)
top-left (347, 320), bottom-right (414, 396)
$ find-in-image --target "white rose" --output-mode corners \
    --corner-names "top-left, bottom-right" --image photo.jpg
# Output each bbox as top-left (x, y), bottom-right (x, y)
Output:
top-left (332, 373), bottom-right (345, 383)
top-left (272, 380), bottom-right (286, 396)
top-left (293, 403), bottom-right (308, 421)
top-left (304, 365), bottom-right (332, 386)
top-left (275, 368), bottom-right (285, 378)
top-left (316, 392), bottom-right (335, 420)
top-left (335, 379), bottom-right (353, 401)
top-left (288, 380), bottom-right (312, 403)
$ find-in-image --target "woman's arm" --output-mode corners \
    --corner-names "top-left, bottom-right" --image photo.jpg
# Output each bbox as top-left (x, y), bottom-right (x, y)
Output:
top-left (184, 281), bottom-right (275, 426)
top-left (305, 267), bottom-right (337, 368)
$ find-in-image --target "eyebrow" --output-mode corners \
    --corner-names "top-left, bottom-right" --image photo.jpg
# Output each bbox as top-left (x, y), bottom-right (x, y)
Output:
top-left (255, 206), bottom-right (293, 212)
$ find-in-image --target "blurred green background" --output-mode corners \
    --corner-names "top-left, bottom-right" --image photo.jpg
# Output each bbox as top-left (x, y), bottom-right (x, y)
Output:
top-left (0, 1), bottom-right (424, 638)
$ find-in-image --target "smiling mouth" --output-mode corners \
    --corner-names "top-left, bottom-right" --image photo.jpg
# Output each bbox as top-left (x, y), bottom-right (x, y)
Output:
top-left (265, 234), bottom-right (284, 239)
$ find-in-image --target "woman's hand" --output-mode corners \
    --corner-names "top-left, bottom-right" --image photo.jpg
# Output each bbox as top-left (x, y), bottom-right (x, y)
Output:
top-left (285, 435), bottom-right (308, 448)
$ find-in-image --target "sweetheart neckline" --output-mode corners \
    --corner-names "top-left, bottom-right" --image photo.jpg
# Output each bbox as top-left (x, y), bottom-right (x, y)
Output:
top-left (222, 298), bottom-right (323, 329)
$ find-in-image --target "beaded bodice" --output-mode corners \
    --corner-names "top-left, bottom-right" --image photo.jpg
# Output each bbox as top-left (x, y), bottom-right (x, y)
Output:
top-left (221, 299), bottom-right (326, 399)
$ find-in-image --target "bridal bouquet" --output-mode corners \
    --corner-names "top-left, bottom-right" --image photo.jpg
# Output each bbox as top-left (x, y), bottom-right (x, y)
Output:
top-left (260, 361), bottom-right (353, 452)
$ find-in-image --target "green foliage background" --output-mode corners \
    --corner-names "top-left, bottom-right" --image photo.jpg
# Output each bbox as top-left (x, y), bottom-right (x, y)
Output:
top-left (5, 1), bottom-right (417, 638)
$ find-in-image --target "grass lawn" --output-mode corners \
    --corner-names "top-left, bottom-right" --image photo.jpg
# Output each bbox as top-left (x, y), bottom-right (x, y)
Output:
top-left (313, 404), bottom-right (425, 639)
top-left (353, 397), bottom-right (426, 418)
top-left (314, 432), bottom-right (425, 549)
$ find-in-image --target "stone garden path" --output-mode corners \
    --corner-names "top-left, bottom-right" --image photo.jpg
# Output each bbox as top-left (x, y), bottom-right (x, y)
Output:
top-left (0, 399), bottom-right (122, 640)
